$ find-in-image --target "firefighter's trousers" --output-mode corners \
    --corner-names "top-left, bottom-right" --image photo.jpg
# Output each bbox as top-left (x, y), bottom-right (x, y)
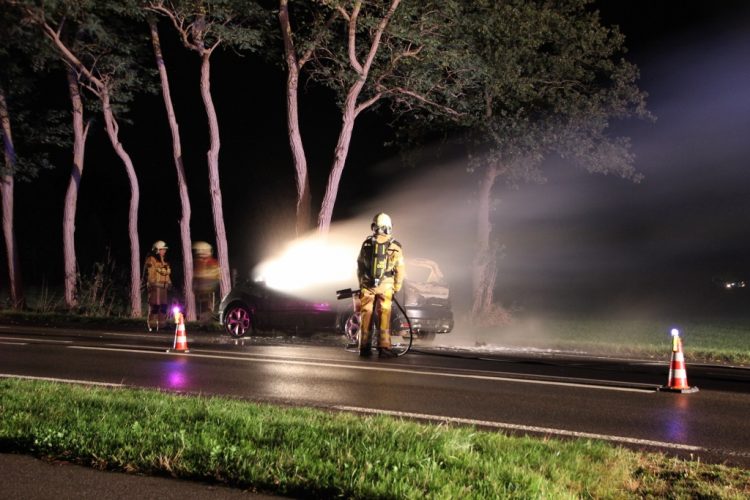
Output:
top-left (359, 286), bottom-right (393, 349)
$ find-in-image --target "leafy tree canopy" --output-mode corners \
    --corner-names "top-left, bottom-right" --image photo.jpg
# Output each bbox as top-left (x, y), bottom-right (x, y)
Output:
top-left (0, 5), bottom-right (68, 180)
top-left (11, 0), bottom-right (159, 117)
top-left (144, 0), bottom-right (272, 54)
top-left (463, 0), bottom-right (651, 182)
top-left (287, 0), bottom-right (481, 119)
top-left (387, 0), bottom-right (651, 185)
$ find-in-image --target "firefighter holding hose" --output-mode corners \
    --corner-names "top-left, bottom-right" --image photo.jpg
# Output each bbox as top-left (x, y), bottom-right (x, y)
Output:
top-left (356, 213), bottom-right (405, 357)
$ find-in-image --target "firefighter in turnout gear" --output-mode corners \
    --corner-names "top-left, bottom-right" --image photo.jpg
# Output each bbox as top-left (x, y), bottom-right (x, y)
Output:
top-left (192, 241), bottom-right (220, 321)
top-left (145, 240), bottom-right (172, 331)
top-left (357, 213), bottom-right (405, 357)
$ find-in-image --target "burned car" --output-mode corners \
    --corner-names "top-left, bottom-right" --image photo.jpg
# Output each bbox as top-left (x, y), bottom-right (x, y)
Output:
top-left (219, 258), bottom-right (453, 339)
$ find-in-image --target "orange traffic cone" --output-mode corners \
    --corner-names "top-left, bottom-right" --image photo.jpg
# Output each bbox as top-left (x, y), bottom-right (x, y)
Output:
top-left (168, 308), bottom-right (189, 353)
top-left (659, 329), bottom-right (698, 393)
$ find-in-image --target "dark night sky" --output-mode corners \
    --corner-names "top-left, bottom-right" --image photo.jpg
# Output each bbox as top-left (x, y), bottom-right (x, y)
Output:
top-left (7, 1), bottom-right (750, 316)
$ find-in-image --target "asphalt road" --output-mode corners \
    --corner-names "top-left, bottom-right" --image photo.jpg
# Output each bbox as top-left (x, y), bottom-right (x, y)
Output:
top-left (0, 452), bottom-right (283, 500)
top-left (1, 324), bottom-right (749, 469)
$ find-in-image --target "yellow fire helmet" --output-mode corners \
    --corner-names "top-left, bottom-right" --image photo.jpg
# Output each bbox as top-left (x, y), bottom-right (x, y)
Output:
top-left (192, 241), bottom-right (212, 256)
top-left (152, 240), bottom-right (168, 251)
top-left (371, 212), bottom-right (392, 235)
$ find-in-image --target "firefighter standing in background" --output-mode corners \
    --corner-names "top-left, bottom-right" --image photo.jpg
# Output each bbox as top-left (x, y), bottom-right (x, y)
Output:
top-left (192, 241), bottom-right (220, 321)
top-left (145, 240), bottom-right (172, 331)
top-left (357, 213), bottom-right (405, 357)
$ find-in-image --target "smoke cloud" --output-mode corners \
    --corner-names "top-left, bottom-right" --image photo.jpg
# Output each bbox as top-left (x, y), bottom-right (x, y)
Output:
top-left (254, 21), bottom-right (750, 349)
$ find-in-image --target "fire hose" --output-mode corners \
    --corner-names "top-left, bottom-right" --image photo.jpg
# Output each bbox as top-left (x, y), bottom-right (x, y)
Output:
top-left (336, 287), bottom-right (413, 356)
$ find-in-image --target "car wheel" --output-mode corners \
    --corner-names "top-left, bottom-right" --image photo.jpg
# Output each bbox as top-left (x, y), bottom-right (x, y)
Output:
top-left (341, 311), bottom-right (361, 344)
top-left (419, 332), bottom-right (436, 343)
top-left (224, 304), bottom-right (253, 338)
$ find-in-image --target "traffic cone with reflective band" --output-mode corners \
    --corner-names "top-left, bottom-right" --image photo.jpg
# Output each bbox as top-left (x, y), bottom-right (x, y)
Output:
top-left (168, 310), bottom-right (189, 353)
top-left (659, 331), bottom-right (697, 393)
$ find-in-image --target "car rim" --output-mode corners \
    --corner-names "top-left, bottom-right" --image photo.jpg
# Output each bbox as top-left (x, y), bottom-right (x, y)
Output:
top-left (226, 307), bottom-right (251, 337)
top-left (344, 313), bottom-right (361, 343)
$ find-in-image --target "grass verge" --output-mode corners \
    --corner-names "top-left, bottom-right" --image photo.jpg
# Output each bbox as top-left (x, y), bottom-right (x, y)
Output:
top-left (1, 379), bottom-right (748, 498)
top-left (469, 316), bottom-right (750, 366)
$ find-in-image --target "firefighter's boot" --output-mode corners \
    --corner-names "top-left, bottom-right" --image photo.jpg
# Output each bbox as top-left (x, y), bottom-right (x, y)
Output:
top-left (379, 329), bottom-right (392, 348)
top-left (378, 329), bottom-right (394, 357)
top-left (359, 330), bottom-right (373, 357)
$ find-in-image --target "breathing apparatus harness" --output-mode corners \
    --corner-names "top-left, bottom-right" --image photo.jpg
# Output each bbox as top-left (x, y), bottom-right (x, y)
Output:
top-left (359, 234), bottom-right (400, 288)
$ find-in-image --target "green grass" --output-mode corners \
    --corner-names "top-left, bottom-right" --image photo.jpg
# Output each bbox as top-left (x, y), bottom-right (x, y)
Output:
top-left (1, 379), bottom-right (748, 498)
top-left (472, 316), bottom-right (750, 366)
top-left (551, 318), bottom-right (750, 364)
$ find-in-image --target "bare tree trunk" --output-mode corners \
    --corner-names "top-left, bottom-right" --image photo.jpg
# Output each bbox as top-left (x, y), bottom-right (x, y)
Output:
top-left (471, 164), bottom-right (499, 317)
top-left (63, 69), bottom-right (90, 309)
top-left (0, 89), bottom-right (24, 309)
top-left (30, 13), bottom-right (142, 316)
top-left (150, 20), bottom-right (196, 321)
top-left (279, 0), bottom-right (311, 236)
top-left (317, 82), bottom-right (364, 233)
top-left (316, 0), bottom-right (401, 233)
top-left (101, 88), bottom-right (142, 317)
top-left (199, 52), bottom-right (231, 298)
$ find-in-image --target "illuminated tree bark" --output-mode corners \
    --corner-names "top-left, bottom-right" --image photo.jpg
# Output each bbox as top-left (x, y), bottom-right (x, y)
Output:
top-left (471, 165), bottom-right (499, 317)
top-left (30, 11), bottom-right (144, 317)
top-left (150, 19), bottom-right (196, 320)
top-left (100, 88), bottom-right (142, 317)
top-left (0, 88), bottom-right (24, 309)
top-left (198, 50), bottom-right (232, 299)
top-left (148, 3), bottom-right (240, 299)
top-left (316, 0), bottom-right (401, 233)
top-left (62, 68), bottom-right (90, 309)
top-left (279, 1), bottom-right (465, 234)
top-left (278, 0), bottom-right (311, 236)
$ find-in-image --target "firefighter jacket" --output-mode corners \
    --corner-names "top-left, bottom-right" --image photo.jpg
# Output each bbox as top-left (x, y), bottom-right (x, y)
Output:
top-left (194, 256), bottom-right (220, 293)
top-left (357, 235), bottom-right (404, 292)
top-left (145, 254), bottom-right (172, 289)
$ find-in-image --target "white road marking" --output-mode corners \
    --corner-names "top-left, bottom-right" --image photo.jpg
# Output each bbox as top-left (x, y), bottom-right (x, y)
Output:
top-left (0, 373), bottom-right (124, 387)
top-left (0, 341), bottom-right (27, 346)
top-left (0, 336), bottom-right (73, 344)
top-left (333, 405), bottom-right (706, 452)
top-left (67, 345), bottom-right (655, 393)
top-left (102, 343), bottom-right (167, 350)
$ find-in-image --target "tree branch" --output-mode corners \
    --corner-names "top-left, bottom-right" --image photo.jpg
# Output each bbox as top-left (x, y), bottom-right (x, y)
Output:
top-left (23, 6), bottom-right (105, 93)
top-left (279, 0), bottom-right (300, 72)
top-left (389, 86), bottom-right (464, 117)
top-left (299, 11), bottom-right (338, 68)
top-left (347, 1), bottom-right (363, 74)
top-left (360, 0), bottom-right (401, 76)
top-left (147, 3), bottom-right (202, 53)
top-left (55, 16), bottom-right (65, 38)
top-left (354, 92), bottom-right (383, 116)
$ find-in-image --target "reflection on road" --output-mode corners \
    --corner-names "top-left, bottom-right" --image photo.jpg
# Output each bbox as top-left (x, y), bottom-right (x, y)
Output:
top-left (161, 355), bottom-right (191, 390)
